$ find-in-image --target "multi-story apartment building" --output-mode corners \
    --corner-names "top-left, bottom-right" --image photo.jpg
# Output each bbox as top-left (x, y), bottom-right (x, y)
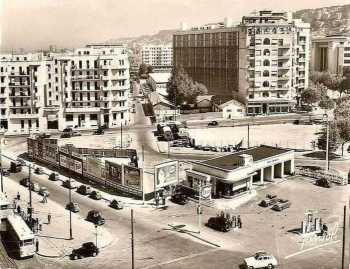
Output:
top-left (311, 34), bottom-right (350, 75)
top-left (0, 44), bottom-right (130, 135)
top-left (173, 10), bottom-right (310, 115)
top-left (141, 44), bottom-right (173, 72)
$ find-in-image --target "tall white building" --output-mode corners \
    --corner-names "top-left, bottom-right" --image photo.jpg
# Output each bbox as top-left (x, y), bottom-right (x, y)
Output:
top-left (0, 44), bottom-right (130, 135)
top-left (241, 10), bottom-right (310, 114)
top-left (311, 34), bottom-right (350, 75)
top-left (141, 44), bottom-right (173, 72)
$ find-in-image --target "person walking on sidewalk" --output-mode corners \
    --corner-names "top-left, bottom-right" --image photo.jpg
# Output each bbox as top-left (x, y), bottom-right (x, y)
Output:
top-left (47, 213), bottom-right (51, 224)
top-left (35, 239), bottom-right (39, 252)
top-left (237, 215), bottom-right (242, 228)
top-left (42, 193), bottom-right (47, 204)
top-left (16, 192), bottom-right (20, 201)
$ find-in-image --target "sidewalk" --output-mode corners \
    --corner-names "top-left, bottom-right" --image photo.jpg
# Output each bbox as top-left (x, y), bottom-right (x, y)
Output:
top-left (5, 179), bottom-right (114, 259)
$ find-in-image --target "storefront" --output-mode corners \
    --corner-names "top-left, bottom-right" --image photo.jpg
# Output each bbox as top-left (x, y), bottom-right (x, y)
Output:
top-left (185, 145), bottom-right (295, 199)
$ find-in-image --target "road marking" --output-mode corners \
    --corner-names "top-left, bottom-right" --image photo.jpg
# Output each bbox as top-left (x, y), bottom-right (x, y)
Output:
top-left (284, 240), bottom-right (341, 259)
top-left (139, 248), bottom-right (219, 269)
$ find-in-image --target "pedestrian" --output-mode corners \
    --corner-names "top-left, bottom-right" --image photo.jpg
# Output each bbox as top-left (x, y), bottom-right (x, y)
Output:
top-left (48, 213), bottom-right (51, 224)
top-left (232, 215), bottom-right (236, 228)
top-left (42, 193), bottom-right (47, 204)
top-left (35, 239), bottom-right (39, 252)
top-left (16, 205), bottom-right (21, 215)
top-left (237, 215), bottom-right (242, 228)
top-left (16, 192), bottom-right (20, 201)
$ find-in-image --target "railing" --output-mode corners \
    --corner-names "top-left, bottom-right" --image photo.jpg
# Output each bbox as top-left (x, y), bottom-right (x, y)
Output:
top-left (295, 167), bottom-right (348, 185)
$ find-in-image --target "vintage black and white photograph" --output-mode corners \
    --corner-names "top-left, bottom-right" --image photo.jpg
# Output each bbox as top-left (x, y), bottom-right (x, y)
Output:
top-left (0, 0), bottom-right (350, 268)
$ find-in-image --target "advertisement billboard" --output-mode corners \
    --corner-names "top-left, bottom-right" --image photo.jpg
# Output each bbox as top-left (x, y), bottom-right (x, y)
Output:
top-left (105, 161), bottom-right (123, 184)
top-left (123, 165), bottom-right (142, 190)
top-left (154, 161), bottom-right (178, 189)
top-left (59, 152), bottom-right (83, 175)
top-left (85, 157), bottom-right (104, 179)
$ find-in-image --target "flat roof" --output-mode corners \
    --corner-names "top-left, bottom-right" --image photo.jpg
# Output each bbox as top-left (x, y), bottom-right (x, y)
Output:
top-left (200, 145), bottom-right (291, 171)
top-left (149, 72), bottom-right (171, 83)
top-left (7, 214), bottom-right (34, 241)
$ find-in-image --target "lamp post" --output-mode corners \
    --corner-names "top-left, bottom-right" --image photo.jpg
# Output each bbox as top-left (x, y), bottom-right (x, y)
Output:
top-left (94, 224), bottom-right (98, 248)
top-left (69, 177), bottom-right (73, 240)
top-left (28, 164), bottom-right (33, 230)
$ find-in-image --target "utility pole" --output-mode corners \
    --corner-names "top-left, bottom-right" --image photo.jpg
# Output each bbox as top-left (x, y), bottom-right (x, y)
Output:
top-left (247, 124), bottom-right (250, 148)
top-left (120, 122), bottom-right (123, 149)
top-left (28, 165), bottom-right (33, 230)
top-left (325, 119), bottom-right (329, 171)
top-left (0, 137), bottom-right (3, 193)
top-left (69, 177), bottom-right (73, 240)
top-left (197, 181), bottom-right (202, 234)
top-left (342, 205), bottom-right (346, 269)
top-left (142, 145), bottom-right (144, 163)
top-left (95, 225), bottom-right (98, 248)
top-left (131, 209), bottom-right (135, 269)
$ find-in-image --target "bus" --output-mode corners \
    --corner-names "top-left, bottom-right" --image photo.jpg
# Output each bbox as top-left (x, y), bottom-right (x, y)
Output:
top-left (0, 192), bottom-right (12, 226)
top-left (5, 214), bottom-right (35, 258)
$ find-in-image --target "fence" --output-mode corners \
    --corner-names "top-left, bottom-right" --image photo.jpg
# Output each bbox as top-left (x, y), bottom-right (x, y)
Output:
top-left (295, 167), bottom-right (348, 186)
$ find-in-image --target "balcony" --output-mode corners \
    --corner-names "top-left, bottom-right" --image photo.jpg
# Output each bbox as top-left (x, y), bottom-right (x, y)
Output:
top-left (9, 82), bottom-right (30, 88)
top-left (9, 113), bottom-right (38, 119)
top-left (9, 94), bottom-right (31, 98)
top-left (71, 88), bottom-right (101, 92)
top-left (8, 72), bottom-right (30, 77)
top-left (9, 104), bottom-right (31, 108)
top-left (43, 106), bottom-right (60, 112)
top-left (278, 54), bottom-right (290, 60)
top-left (278, 65), bottom-right (290, 70)
top-left (278, 75), bottom-right (289, 81)
top-left (71, 75), bottom-right (102, 81)
top-left (65, 107), bottom-right (101, 113)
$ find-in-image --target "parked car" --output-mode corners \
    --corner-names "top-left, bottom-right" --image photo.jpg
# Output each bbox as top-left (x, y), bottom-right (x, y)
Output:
top-left (38, 187), bottom-right (50, 197)
top-left (0, 168), bottom-right (10, 176)
top-left (34, 167), bottom-right (44, 175)
top-left (315, 178), bottom-right (332, 188)
top-left (77, 185), bottom-right (92, 195)
top-left (89, 190), bottom-right (102, 200)
top-left (208, 120), bottom-right (218, 127)
top-left (86, 210), bottom-right (105, 225)
top-left (244, 251), bottom-right (278, 269)
top-left (207, 213), bottom-right (233, 232)
top-left (20, 178), bottom-right (30, 187)
top-left (29, 182), bottom-right (40, 192)
top-left (72, 130), bottom-right (82, 136)
top-left (48, 172), bottom-right (59, 181)
top-left (271, 199), bottom-right (291, 211)
top-left (170, 193), bottom-right (189, 205)
top-left (71, 242), bottom-right (99, 260)
top-left (62, 179), bottom-right (78, 189)
top-left (10, 161), bottom-right (22, 173)
top-left (38, 133), bottom-right (51, 138)
top-left (259, 194), bottom-right (278, 207)
top-left (66, 202), bottom-right (80, 213)
top-left (16, 158), bottom-right (26, 166)
top-left (109, 199), bottom-right (124, 210)
top-left (93, 128), bottom-right (104, 135)
top-left (60, 132), bottom-right (71, 138)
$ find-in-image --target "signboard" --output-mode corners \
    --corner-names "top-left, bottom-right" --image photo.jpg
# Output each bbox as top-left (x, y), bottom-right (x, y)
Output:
top-left (124, 165), bottom-right (142, 190)
top-left (154, 161), bottom-right (178, 189)
top-left (201, 185), bottom-right (211, 200)
top-left (85, 157), bottom-right (104, 179)
top-left (59, 152), bottom-right (83, 175)
top-left (105, 161), bottom-right (123, 184)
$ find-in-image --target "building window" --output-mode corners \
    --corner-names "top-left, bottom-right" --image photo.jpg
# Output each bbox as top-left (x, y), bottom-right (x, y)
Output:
top-left (36, 119), bottom-right (39, 128)
top-left (113, 113), bottom-right (117, 120)
top-left (65, 114), bottom-right (73, 121)
top-left (121, 112), bottom-right (124, 119)
top-left (21, 120), bottom-right (24, 129)
top-left (263, 38), bottom-right (270, 45)
top-left (263, 60), bottom-right (270, 66)
top-left (263, 70), bottom-right (269, 77)
top-left (263, 49), bottom-right (270, 56)
top-left (263, 81), bottom-right (269, 87)
top-left (90, 114), bottom-right (98, 120)
top-left (262, 92), bottom-right (269, 97)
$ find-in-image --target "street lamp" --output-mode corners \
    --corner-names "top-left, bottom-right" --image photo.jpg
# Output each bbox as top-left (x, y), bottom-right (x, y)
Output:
top-left (69, 176), bottom-right (73, 240)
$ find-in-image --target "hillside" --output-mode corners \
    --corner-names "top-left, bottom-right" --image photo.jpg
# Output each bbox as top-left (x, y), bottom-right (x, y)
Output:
top-left (109, 4), bottom-right (350, 48)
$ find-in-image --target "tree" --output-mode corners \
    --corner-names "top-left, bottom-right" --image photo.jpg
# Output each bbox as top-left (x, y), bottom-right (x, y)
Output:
top-left (138, 63), bottom-right (153, 78)
top-left (334, 98), bottom-right (350, 119)
top-left (335, 118), bottom-right (350, 156)
top-left (300, 84), bottom-right (322, 106)
top-left (339, 78), bottom-right (350, 97)
top-left (167, 66), bottom-right (208, 105)
top-left (316, 121), bottom-right (340, 153)
top-left (319, 97), bottom-right (335, 110)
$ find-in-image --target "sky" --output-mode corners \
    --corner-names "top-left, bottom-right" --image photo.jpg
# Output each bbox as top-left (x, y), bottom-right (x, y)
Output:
top-left (0, 0), bottom-right (349, 51)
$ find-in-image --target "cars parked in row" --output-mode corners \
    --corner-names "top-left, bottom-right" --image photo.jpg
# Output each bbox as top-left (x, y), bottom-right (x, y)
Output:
top-left (62, 179), bottom-right (78, 189)
top-left (66, 202), bottom-right (80, 213)
top-left (77, 185), bottom-right (92, 195)
top-left (89, 190), bottom-right (102, 200)
top-left (259, 194), bottom-right (278, 207)
top-left (71, 242), bottom-right (99, 260)
top-left (38, 187), bottom-right (50, 197)
top-left (109, 199), bottom-right (124, 210)
top-left (48, 172), bottom-right (60, 181)
top-left (86, 210), bottom-right (105, 226)
top-left (170, 193), bottom-right (189, 205)
top-left (271, 199), bottom-right (291, 211)
top-left (244, 251), bottom-right (278, 269)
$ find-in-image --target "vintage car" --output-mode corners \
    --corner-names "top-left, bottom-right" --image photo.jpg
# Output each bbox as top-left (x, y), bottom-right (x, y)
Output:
top-left (271, 199), bottom-right (291, 211)
top-left (170, 193), bottom-right (189, 205)
top-left (86, 210), bottom-right (105, 226)
top-left (315, 178), bottom-right (332, 188)
top-left (259, 194), bottom-right (278, 207)
top-left (89, 190), bottom-right (102, 200)
top-left (207, 212), bottom-right (233, 232)
top-left (71, 242), bottom-right (99, 260)
top-left (66, 202), bottom-right (80, 213)
top-left (77, 185), bottom-right (92, 195)
top-left (244, 251), bottom-right (278, 269)
top-left (109, 199), bottom-right (124, 210)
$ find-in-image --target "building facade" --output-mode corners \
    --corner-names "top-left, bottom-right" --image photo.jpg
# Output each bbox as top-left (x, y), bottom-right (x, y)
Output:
top-left (141, 44), bottom-right (173, 72)
top-left (173, 10), bottom-right (310, 115)
top-left (0, 44), bottom-right (130, 135)
top-left (311, 34), bottom-right (350, 75)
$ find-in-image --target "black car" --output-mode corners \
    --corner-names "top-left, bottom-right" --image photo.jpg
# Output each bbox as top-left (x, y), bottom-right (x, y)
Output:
top-left (66, 202), bottom-right (80, 213)
top-left (207, 214), bottom-right (232, 232)
top-left (259, 194), bottom-right (278, 207)
top-left (0, 168), bottom-right (10, 176)
top-left (170, 193), bottom-right (189, 205)
top-left (89, 190), bottom-right (102, 200)
top-left (271, 199), bottom-right (291, 211)
top-left (86, 210), bottom-right (105, 226)
top-left (71, 242), bottom-right (99, 260)
top-left (109, 199), bottom-right (124, 210)
top-left (34, 167), bottom-right (44, 175)
top-left (10, 161), bottom-right (22, 173)
top-left (48, 172), bottom-right (60, 181)
top-left (60, 132), bottom-right (72, 138)
top-left (93, 128), bottom-right (104, 135)
top-left (315, 178), bottom-right (332, 188)
top-left (208, 121), bottom-right (218, 127)
top-left (77, 185), bottom-right (92, 195)
top-left (20, 178), bottom-right (30, 187)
